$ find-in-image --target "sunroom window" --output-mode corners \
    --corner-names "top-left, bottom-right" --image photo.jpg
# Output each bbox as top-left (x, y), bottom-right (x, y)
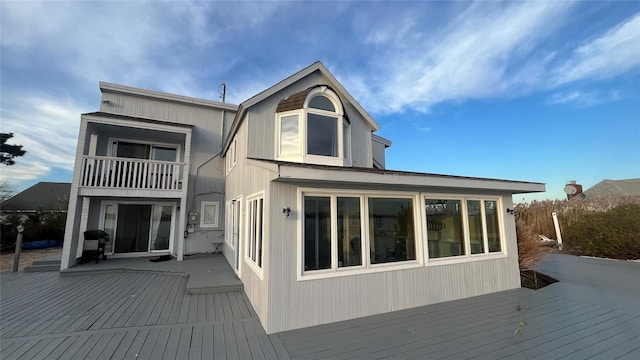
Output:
top-left (276, 87), bottom-right (349, 166)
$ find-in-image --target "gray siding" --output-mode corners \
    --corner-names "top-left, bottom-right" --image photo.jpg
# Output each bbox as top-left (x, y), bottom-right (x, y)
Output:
top-left (346, 103), bottom-right (373, 168)
top-left (265, 183), bottom-right (520, 334)
top-left (372, 137), bottom-right (387, 168)
top-left (224, 121), bottom-right (278, 329)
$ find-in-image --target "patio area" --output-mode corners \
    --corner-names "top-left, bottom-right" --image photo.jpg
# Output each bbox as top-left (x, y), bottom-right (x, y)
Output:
top-left (1, 254), bottom-right (638, 359)
top-left (62, 253), bottom-right (243, 294)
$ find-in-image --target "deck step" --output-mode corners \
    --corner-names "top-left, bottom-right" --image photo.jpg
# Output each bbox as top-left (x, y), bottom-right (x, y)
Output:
top-left (31, 259), bottom-right (62, 266)
top-left (187, 284), bottom-right (244, 294)
top-left (24, 263), bottom-right (60, 272)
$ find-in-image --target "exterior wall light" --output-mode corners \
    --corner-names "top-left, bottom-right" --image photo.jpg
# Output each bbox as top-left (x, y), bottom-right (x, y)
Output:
top-left (283, 207), bottom-right (291, 218)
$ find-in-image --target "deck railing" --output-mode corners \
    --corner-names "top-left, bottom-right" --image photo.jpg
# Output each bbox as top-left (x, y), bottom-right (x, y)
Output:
top-left (80, 156), bottom-right (185, 190)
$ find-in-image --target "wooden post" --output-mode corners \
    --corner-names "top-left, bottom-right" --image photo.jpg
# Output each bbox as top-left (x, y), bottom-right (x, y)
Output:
top-left (552, 212), bottom-right (563, 250)
top-left (12, 223), bottom-right (25, 272)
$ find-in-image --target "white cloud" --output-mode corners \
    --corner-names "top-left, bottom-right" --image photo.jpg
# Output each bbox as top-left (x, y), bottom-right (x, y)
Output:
top-left (343, 1), bottom-right (576, 114)
top-left (552, 12), bottom-right (640, 85)
top-left (340, 3), bottom-right (640, 114)
top-left (0, 96), bottom-right (85, 182)
top-left (546, 90), bottom-right (622, 108)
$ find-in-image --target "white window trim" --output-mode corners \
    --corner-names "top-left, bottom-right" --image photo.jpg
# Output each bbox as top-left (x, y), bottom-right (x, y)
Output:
top-left (245, 191), bottom-right (265, 279)
top-left (296, 189), bottom-right (510, 281)
top-left (422, 194), bottom-right (507, 266)
top-left (275, 88), bottom-right (348, 166)
top-left (108, 137), bottom-right (181, 162)
top-left (98, 200), bottom-right (176, 255)
top-left (297, 188), bottom-right (423, 281)
top-left (200, 201), bottom-right (220, 228)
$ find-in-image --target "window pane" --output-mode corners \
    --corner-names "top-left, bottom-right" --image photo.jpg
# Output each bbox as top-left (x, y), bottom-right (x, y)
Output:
top-left (308, 95), bottom-right (335, 112)
top-left (117, 142), bottom-right (150, 159)
top-left (369, 198), bottom-right (416, 264)
top-left (426, 199), bottom-right (465, 258)
top-left (152, 147), bottom-right (177, 162)
top-left (151, 205), bottom-right (172, 250)
top-left (280, 115), bottom-right (299, 155)
top-left (304, 196), bottom-right (331, 271)
top-left (467, 200), bottom-right (484, 254)
top-left (338, 197), bottom-right (361, 267)
top-left (307, 113), bottom-right (337, 157)
top-left (485, 200), bottom-right (502, 252)
top-left (103, 204), bottom-right (117, 253)
top-left (202, 203), bottom-right (218, 226)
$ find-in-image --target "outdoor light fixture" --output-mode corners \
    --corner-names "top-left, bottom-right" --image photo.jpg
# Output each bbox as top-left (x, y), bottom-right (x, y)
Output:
top-left (283, 207), bottom-right (291, 218)
top-left (506, 208), bottom-right (515, 215)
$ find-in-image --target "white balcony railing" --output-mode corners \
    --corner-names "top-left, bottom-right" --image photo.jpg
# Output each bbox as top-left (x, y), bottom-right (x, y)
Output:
top-left (80, 156), bottom-right (184, 190)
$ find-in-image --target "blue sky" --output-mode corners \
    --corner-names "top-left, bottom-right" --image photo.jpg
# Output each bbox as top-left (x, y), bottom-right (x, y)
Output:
top-left (1, 0), bottom-right (639, 202)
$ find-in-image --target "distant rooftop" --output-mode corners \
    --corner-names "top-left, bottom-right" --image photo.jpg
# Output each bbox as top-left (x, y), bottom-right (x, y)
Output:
top-left (584, 178), bottom-right (640, 198)
top-left (1, 182), bottom-right (70, 212)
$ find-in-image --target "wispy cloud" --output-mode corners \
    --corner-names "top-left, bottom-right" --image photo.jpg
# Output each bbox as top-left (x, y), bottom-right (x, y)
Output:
top-left (339, 3), bottom-right (640, 114)
top-left (552, 12), bottom-right (640, 86)
top-left (546, 90), bottom-right (622, 108)
top-left (0, 96), bottom-right (84, 181)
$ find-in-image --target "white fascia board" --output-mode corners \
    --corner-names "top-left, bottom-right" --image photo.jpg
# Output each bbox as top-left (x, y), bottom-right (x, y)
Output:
top-left (99, 81), bottom-right (239, 111)
top-left (275, 165), bottom-right (546, 194)
top-left (372, 134), bottom-right (392, 147)
top-left (83, 113), bottom-right (193, 135)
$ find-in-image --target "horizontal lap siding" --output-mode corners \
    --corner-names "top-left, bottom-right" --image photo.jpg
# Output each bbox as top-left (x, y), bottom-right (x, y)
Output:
top-left (266, 184), bottom-right (520, 333)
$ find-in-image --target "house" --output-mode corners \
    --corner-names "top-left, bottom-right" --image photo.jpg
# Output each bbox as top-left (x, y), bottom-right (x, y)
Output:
top-left (61, 61), bottom-right (545, 333)
top-left (583, 178), bottom-right (640, 198)
top-left (1, 182), bottom-right (70, 216)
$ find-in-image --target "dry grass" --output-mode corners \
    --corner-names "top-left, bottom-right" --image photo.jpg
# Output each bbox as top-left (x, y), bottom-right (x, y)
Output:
top-left (516, 221), bottom-right (551, 270)
top-left (515, 196), bottom-right (640, 240)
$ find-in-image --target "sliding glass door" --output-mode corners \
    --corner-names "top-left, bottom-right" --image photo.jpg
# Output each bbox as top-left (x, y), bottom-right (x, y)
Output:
top-left (101, 202), bottom-right (174, 254)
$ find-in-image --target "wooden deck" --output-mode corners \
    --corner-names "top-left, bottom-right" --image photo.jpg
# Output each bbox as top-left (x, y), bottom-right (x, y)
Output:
top-left (1, 254), bottom-right (638, 359)
top-left (0, 271), bottom-right (289, 359)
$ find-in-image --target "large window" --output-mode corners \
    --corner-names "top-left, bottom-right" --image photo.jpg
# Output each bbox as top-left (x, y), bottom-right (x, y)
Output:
top-left (302, 192), bottom-right (417, 275)
top-left (276, 87), bottom-right (350, 166)
top-left (247, 194), bottom-right (265, 272)
top-left (425, 197), bottom-right (503, 259)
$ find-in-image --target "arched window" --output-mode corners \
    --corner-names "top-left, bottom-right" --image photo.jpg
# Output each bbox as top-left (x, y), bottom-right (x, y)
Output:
top-left (276, 86), bottom-right (350, 166)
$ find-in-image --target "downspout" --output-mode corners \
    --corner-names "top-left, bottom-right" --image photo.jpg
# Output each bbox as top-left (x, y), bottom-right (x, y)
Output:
top-left (184, 110), bottom-right (226, 242)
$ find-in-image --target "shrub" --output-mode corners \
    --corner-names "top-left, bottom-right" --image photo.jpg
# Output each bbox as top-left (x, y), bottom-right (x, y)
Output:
top-left (563, 204), bottom-right (640, 260)
top-left (0, 211), bottom-right (66, 251)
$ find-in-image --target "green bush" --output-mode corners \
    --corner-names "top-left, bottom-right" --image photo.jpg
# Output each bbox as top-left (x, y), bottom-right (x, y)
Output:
top-left (563, 204), bottom-right (640, 260)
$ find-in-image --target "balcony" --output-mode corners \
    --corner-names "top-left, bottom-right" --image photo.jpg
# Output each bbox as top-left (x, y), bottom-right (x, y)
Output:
top-left (79, 156), bottom-right (185, 196)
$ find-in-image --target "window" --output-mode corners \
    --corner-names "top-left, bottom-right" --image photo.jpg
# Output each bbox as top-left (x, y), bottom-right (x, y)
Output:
top-left (369, 197), bottom-right (417, 264)
top-left (276, 87), bottom-right (349, 166)
top-left (200, 201), bottom-right (220, 228)
top-left (301, 191), bottom-right (418, 275)
top-left (425, 197), bottom-right (503, 259)
top-left (247, 194), bottom-right (265, 272)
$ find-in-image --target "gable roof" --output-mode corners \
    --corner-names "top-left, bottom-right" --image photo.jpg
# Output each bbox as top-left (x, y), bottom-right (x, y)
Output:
top-left (1, 182), bottom-right (71, 212)
top-left (223, 61), bottom-right (380, 153)
top-left (584, 178), bottom-right (640, 198)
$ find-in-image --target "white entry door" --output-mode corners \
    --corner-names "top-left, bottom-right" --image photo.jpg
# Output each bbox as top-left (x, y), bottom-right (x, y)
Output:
top-left (229, 198), bottom-right (242, 275)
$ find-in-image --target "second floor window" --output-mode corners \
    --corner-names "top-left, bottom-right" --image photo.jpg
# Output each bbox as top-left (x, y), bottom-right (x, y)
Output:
top-left (277, 87), bottom-right (350, 166)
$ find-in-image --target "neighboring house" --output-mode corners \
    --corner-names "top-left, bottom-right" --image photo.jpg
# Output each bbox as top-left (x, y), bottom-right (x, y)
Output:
top-left (61, 61), bottom-right (545, 334)
top-left (1, 182), bottom-right (70, 217)
top-left (583, 178), bottom-right (640, 198)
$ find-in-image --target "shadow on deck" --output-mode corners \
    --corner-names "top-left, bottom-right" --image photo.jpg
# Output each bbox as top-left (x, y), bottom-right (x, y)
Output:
top-left (61, 253), bottom-right (242, 294)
